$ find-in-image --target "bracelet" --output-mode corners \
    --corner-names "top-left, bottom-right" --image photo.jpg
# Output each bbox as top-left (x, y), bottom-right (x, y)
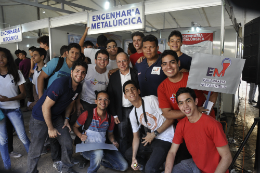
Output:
top-left (65, 117), bottom-right (70, 120)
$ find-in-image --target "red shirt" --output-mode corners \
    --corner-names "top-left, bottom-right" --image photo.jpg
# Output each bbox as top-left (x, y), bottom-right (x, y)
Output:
top-left (19, 58), bottom-right (31, 79)
top-left (157, 72), bottom-right (215, 118)
top-left (173, 114), bottom-right (228, 173)
top-left (130, 51), bottom-right (161, 66)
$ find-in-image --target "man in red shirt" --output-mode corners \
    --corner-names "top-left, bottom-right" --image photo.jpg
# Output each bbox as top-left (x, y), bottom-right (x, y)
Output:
top-left (129, 32), bottom-right (145, 66)
top-left (165, 87), bottom-right (232, 173)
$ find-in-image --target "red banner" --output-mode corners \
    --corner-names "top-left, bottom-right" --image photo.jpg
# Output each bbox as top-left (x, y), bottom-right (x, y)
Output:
top-left (182, 33), bottom-right (213, 45)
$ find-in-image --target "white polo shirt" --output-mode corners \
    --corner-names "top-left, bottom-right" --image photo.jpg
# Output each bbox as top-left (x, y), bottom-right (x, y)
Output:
top-left (0, 70), bottom-right (26, 109)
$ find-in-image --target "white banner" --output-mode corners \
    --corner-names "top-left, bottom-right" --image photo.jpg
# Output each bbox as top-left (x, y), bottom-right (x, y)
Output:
top-left (187, 53), bottom-right (245, 94)
top-left (88, 2), bottom-right (145, 35)
top-left (0, 25), bottom-right (22, 44)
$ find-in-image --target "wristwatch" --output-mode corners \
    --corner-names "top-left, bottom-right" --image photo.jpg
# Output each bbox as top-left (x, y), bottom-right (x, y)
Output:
top-left (154, 130), bottom-right (160, 137)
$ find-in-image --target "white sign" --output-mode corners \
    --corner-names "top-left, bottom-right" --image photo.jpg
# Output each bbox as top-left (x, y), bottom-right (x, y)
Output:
top-left (187, 53), bottom-right (245, 94)
top-left (76, 143), bottom-right (118, 153)
top-left (0, 25), bottom-right (22, 44)
top-left (88, 2), bottom-right (145, 35)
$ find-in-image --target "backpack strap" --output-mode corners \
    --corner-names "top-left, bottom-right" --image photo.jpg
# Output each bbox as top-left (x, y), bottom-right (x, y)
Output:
top-left (83, 108), bottom-right (94, 131)
top-left (44, 57), bottom-right (64, 89)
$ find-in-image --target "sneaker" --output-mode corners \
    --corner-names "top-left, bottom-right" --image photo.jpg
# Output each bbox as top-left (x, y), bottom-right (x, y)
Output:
top-left (252, 100), bottom-right (257, 103)
top-left (10, 151), bottom-right (22, 158)
top-left (53, 161), bottom-right (62, 172)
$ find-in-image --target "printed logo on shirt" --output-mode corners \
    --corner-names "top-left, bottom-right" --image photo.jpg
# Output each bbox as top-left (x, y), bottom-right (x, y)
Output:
top-left (138, 72), bottom-right (141, 75)
top-left (57, 71), bottom-right (70, 78)
top-left (90, 78), bottom-right (108, 86)
top-left (52, 91), bottom-right (58, 97)
top-left (170, 93), bottom-right (176, 104)
top-left (151, 67), bottom-right (161, 75)
top-left (140, 112), bottom-right (158, 131)
top-left (72, 93), bottom-right (78, 100)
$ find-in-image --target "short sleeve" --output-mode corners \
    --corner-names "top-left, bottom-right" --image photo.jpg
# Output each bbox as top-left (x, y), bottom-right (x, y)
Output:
top-left (76, 111), bottom-right (88, 126)
top-left (17, 70), bottom-right (26, 86)
top-left (42, 58), bottom-right (59, 76)
top-left (149, 95), bottom-right (163, 115)
top-left (129, 110), bottom-right (141, 133)
top-left (172, 121), bottom-right (184, 144)
top-left (157, 82), bottom-right (172, 109)
top-left (210, 121), bottom-right (228, 147)
top-left (107, 116), bottom-right (115, 132)
top-left (46, 79), bottom-right (64, 102)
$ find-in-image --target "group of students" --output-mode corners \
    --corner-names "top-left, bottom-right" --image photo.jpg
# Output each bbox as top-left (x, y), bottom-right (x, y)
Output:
top-left (0, 27), bottom-right (233, 173)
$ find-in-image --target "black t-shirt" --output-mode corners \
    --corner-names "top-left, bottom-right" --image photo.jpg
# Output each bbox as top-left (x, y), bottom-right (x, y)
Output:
top-left (179, 53), bottom-right (192, 71)
top-left (15, 58), bottom-right (22, 67)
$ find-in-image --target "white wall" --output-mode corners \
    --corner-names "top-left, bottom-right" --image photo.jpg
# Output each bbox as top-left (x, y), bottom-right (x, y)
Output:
top-left (51, 29), bottom-right (69, 58)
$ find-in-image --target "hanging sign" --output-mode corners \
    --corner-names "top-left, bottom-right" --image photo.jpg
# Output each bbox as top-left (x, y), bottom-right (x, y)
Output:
top-left (88, 2), bottom-right (145, 35)
top-left (0, 25), bottom-right (22, 44)
top-left (187, 53), bottom-right (245, 94)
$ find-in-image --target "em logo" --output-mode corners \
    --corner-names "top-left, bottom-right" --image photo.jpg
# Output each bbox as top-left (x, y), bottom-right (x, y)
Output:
top-left (206, 58), bottom-right (231, 77)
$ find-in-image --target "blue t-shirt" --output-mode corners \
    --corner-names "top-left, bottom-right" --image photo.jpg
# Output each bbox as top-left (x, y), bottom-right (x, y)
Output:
top-left (179, 53), bottom-right (192, 71)
top-left (42, 57), bottom-right (71, 88)
top-left (32, 76), bottom-right (82, 121)
top-left (134, 55), bottom-right (167, 97)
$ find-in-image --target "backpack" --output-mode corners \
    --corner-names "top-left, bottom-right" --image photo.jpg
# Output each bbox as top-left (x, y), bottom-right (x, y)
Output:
top-left (44, 57), bottom-right (64, 89)
top-left (74, 109), bottom-right (112, 145)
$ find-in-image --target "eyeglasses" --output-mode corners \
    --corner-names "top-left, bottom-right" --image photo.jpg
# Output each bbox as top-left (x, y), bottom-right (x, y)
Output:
top-left (116, 59), bottom-right (128, 64)
top-left (97, 57), bottom-right (108, 61)
top-left (106, 45), bottom-right (117, 49)
top-left (97, 98), bottom-right (109, 102)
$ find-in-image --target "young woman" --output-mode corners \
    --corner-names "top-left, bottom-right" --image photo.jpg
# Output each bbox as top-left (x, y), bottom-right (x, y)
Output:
top-left (0, 47), bottom-right (30, 170)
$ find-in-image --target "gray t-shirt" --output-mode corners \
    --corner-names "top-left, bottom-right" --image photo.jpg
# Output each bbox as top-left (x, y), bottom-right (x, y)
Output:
top-left (44, 49), bottom-right (50, 64)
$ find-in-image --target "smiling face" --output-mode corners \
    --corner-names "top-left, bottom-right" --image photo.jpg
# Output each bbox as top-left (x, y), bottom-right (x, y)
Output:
top-left (95, 53), bottom-right (109, 70)
top-left (124, 83), bottom-right (140, 102)
top-left (116, 53), bottom-right (130, 73)
top-left (142, 41), bottom-right (159, 59)
top-left (133, 36), bottom-right (143, 51)
top-left (67, 47), bottom-right (81, 63)
top-left (0, 51), bottom-right (7, 67)
top-left (161, 54), bottom-right (180, 78)
top-left (177, 93), bottom-right (198, 118)
top-left (95, 92), bottom-right (110, 111)
top-left (168, 35), bottom-right (182, 52)
top-left (71, 65), bottom-right (87, 84)
top-left (106, 41), bottom-right (118, 57)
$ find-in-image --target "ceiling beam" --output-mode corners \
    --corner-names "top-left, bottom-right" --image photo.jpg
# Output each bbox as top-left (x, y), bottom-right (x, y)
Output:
top-left (168, 12), bottom-right (181, 28)
top-left (202, 7), bottom-right (211, 27)
top-left (10, 0), bottom-right (75, 14)
top-left (51, 0), bottom-right (96, 11)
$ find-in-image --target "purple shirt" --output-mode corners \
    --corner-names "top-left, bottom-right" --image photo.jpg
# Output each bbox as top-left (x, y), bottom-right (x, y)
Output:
top-left (19, 58), bottom-right (31, 79)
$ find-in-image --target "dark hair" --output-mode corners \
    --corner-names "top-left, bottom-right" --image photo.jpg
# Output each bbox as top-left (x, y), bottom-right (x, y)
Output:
top-left (131, 31), bottom-right (145, 40)
top-left (168, 30), bottom-right (183, 42)
top-left (95, 49), bottom-right (109, 60)
top-left (0, 47), bottom-right (20, 84)
top-left (71, 59), bottom-right (88, 72)
top-left (15, 49), bottom-right (21, 55)
top-left (20, 50), bottom-right (27, 56)
top-left (142, 34), bottom-right (158, 46)
top-left (60, 45), bottom-right (69, 56)
top-left (123, 80), bottom-right (138, 94)
top-left (37, 35), bottom-right (49, 46)
top-left (68, 43), bottom-right (81, 53)
top-left (95, 90), bottom-right (109, 100)
top-left (176, 87), bottom-right (197, 103)
top-left (29, 46), bottom-right (36, 51)
top-left (83, 40), bottom-right (94, 48)
top-left (161, 50), bottom-right (179, 63)
top-left (105, 39), bottom-right (117, 48)
top-left (117, 47), bottom-right (124, 54)
top-left (33, 48), bottom-right (47, 61)
top-left (97, 35), bottom-right (107, 47)
top-left (128, 43), bottom-right (137, 54)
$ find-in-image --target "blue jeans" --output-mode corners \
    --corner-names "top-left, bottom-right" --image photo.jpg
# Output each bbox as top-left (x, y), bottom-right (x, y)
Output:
top-left (82, 149), bottom-right (128, 173)
top-left (172, 158), bottom-right (201, 173)
top-left (0, 108), bottom-right (30, 169)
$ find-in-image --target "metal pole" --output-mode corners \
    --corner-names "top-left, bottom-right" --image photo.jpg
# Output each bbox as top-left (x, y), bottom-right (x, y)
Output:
top-left (37, 7), bottom-right (41, 37)
top-left (1, 6), bottom-right (5, 29)
top-left (16, 42), bottom-right (19, 50)
top-left (48, 17), bottom-right (52, 60)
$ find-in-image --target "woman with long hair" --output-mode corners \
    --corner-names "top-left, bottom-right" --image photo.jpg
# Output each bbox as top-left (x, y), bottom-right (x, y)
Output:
top-left (0, 47), bottom-right (30, 170)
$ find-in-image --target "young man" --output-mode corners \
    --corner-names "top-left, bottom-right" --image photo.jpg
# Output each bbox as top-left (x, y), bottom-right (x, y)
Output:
top-left (37, 43), bottom-right (81, 169)
top-left (167, 30), bottom-right (192, 72)
top-left (14, 49), bottom-right (22, 68)
top-left (60, 45), bottom-right (69, 58)
top-left (76, 49), bottom-right (110, 116)
top-left (129, 31), bottom-right (144, 66)
top-left (37, 35), bottom-right (50, 63)
top-left (73, 91), bottom-right (128, 173)
top-left (134, 34), bottom-right (166, 97)
top-left (123, 80), bottom-right (174, 173)
top-left (107, 52), bottom-right (139, 155)
top-left (19, 50), bottom-right (33, 102)
top-left (27, 48), bottom-right (46, 110)
top-left (29, 46), bottom-right (37, 77)
top-left (27, 60), bottom-right (88, 173)
top-left (165, 87), bottom-right (232, 173)
top-left (106, 39), bottom-right (119, 71)
top-left (83, 40), bottom-right (94, 48)
top-left (79, 27), bottom-right (107, 64)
